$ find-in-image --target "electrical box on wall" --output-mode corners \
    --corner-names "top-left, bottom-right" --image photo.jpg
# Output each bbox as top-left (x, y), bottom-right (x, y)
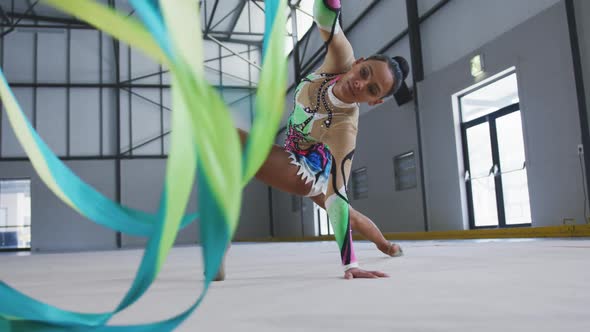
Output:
top-left (393, 151), bottom-right (417, 191)
top-left (351, 168), bottom-right (369, 200)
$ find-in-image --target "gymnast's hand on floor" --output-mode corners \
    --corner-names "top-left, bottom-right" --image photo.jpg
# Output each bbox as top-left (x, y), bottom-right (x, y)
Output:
top-left (344, 268), bottom-right (389, 279)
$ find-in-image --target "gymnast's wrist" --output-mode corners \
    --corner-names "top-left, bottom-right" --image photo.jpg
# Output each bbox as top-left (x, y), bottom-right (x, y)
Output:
top-left (343, 262), bottom-right (359, 271)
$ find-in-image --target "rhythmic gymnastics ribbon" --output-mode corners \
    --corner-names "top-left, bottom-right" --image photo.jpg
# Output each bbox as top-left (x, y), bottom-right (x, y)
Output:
top-left (0, 0), bottom-right (286, 331)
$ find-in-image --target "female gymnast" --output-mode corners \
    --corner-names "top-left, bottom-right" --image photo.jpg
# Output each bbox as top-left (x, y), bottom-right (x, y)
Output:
top-left (226, 0), bottom-right (409, 280)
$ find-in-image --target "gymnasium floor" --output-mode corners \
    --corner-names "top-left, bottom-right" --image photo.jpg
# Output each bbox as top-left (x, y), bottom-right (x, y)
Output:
top-left (1, 239), bottom-right (589, 331)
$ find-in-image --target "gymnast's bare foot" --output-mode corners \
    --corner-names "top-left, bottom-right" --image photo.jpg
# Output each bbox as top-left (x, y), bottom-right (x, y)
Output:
top-left (213, 263), bottom-right (226, 281)
top-left (378, 242), bottom-right (403, 257)
top-left (213, 246), bottom-right (230, 281)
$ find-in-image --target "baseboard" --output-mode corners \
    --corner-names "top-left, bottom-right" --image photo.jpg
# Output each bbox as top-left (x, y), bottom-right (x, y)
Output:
top-left (233, 224), bottom-right (590, 243)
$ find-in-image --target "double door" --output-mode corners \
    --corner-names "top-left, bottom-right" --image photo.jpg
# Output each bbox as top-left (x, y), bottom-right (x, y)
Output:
top-left (462, 103), bottom-right (532, 228)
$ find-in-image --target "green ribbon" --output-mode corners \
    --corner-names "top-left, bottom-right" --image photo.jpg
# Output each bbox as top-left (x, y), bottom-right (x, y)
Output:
top-left (0, 0), bottom-right (286, 331)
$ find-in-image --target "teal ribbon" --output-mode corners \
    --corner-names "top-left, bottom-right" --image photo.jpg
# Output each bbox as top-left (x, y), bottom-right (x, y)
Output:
top-left (0, 0), bottom-right (286, 331)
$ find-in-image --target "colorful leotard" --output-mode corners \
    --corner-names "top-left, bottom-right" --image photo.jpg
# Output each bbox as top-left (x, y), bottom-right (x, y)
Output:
top-left (284, 0), bottom-right (359, 271)
top-left (284, 70), bottom-right (359, 270)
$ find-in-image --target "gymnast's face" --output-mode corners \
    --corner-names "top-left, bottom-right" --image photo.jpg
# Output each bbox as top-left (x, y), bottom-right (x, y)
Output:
top-left (334, 58), bottom-right (394, 106)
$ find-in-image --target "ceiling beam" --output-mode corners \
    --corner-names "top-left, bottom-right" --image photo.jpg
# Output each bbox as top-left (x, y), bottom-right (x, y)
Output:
top-left (226, 0), bottom-right (247, 38)
top-left (204, 34), bottom-right (261, 47)
top-left (1, 1), bottom-right (43, 37)
top-left (0, 5), bottom-right (12, 25)
top-left (205, 0), bottom-right (220, 35)
top-left (25, 0), bottom-right (38, 16)
top-left (208, 1), bottom-right (244, 33)
top-left (6, 12), bottom-right (89, 26)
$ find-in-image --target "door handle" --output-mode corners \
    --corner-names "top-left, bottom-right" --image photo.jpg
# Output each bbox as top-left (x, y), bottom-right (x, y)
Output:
top-left (489, 164), bottom-right (499, 177)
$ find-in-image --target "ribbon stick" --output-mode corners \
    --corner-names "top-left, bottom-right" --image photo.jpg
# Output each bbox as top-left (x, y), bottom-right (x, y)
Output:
top-left (0, 0), bottom-right (286, 331)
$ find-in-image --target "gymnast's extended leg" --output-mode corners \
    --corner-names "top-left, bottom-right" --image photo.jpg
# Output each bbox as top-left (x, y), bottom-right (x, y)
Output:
top-left (213, 130), bottom-right (318, 281)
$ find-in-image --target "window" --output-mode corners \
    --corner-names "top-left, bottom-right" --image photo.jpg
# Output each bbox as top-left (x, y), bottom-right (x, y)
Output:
top-left (0, 179), bottom-right (31, 250)
top-left (460, 73), bottom-right (520, 122)
top-left (394, 151), bottom-right (417, 191)
top-left (285, 1), bottom-right (315, 55)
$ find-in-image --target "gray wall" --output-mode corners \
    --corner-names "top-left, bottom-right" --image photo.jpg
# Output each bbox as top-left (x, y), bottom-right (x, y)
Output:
top-left (237, 180), bottom-right (274, 239)
top-left (352, 99), bottom-right (424, 233)
top-left (120, 159), bottom-right (199, 248)
top-left (575, 0), bottom-right (590, 141)
top-left (121, 159), bottom-right (271, 247)
top-left (421, 0), bottom-right (560, 76)
top-left (0, 158), bottom-right (272, 251)
top-left (418, 2), bottom-right (584, 230)
top-left (270, 190), bottom-right (300, 238)
top-left (0, 160), bottom-right (117, 252)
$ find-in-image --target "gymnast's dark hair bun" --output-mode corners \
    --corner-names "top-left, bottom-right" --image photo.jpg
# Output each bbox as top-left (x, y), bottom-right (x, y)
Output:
top-left (393, 56), bottom-right (409, 80)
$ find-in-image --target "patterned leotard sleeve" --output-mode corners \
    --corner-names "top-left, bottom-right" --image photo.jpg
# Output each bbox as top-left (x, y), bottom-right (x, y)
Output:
top-left (314, 0), bottom-right (341, 34)
top-left (311, 0), bottom-right (359, 271)
top-left (321, 122), bottom-right (358, 270)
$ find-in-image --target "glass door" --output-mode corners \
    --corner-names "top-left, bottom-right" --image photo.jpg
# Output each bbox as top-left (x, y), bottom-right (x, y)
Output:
top-left (0, 179), bottom-right (31, 250)
top-left (464, 121), bottom-right (499, 227)
top-left (462, 104), bottom-right (532, 228)
top-left (314, 202), bottom-right (333, 236)
top-left (496, 111), bottom-right (531, 225)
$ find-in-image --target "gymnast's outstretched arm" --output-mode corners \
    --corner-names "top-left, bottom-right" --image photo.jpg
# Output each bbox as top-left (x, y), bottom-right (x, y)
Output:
top-left (322, 124), bottom-right (357, 272)
top-left (314, 0), bottom-right (355, 74)
top-left (321, 124), bottom-right (388, 279)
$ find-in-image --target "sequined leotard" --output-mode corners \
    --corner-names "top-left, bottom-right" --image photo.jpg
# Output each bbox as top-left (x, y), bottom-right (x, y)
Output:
top-left (284, 71), bottom-right (359, 270)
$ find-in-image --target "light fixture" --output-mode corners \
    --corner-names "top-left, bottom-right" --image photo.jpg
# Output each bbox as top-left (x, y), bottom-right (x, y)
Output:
top-left (470, 54), bottom-right (485, 77)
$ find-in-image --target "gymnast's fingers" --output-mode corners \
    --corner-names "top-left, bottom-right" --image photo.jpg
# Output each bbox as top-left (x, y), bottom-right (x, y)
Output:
top-left (345, 268), bottom-right (376, 279)
top-left (370, 271), bottom-right (390, 278)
